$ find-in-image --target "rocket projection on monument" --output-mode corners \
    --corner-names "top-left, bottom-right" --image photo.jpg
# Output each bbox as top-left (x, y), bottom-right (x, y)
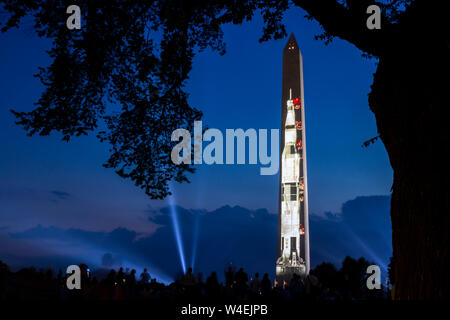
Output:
top-left (276, 34), bottom-right (310, 284)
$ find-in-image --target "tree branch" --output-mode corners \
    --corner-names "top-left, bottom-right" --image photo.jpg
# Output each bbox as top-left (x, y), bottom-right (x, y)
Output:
top-left (291, 0), bottom-right (388, 56)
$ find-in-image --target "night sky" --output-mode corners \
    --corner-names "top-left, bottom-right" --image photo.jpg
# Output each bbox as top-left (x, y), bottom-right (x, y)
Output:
top-left (0, 7), bottom-right (393, 281)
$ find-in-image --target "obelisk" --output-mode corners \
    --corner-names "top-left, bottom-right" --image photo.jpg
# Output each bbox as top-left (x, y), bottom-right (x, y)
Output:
top-left (276, 33), bottom-right (310, 285)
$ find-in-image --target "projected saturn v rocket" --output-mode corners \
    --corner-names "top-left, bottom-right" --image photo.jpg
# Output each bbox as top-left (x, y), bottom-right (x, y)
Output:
top-left (276, 34), bottom-right (310, 283)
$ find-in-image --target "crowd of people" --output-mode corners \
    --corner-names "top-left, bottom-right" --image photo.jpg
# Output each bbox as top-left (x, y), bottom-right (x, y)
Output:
top-left (0, 260), bottom-right (388, 301)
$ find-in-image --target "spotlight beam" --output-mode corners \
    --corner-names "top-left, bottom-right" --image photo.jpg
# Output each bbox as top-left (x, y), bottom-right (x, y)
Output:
top-left (191, 213), bottom-right (200, 271)
top-left (169, 195), bottom-right (187, 274)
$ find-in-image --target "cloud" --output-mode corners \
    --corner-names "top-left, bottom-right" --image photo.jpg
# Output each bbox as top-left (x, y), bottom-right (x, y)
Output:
top-left (50, 190), bottom-right (71, 200)
top-left (0, 185), bottom-right (157, 233)
top-left (310, 195), bottom-right (392, 272)
top-left (0, 196), bottom-right (392, 281)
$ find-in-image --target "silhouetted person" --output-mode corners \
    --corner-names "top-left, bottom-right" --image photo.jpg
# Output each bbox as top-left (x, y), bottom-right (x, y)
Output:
top-left (117, 267), bottom-right (125, 285)
top-left (140, 268), bottom-right (151, 284)
top-left (79, 264), bottom-right (91, 297)
top-left (0, 258), bottom-right (392, 300)
top-left (225, 264), bottom-right (235, 288)
top-left (57, 269), bottom-right (63, 282)
top-left (125, 269), bottom-right (137, 298)
top-left (181, 268), bottom-right (196, 287)
top-left (196, 272), bottom-right (205, 297)
top-left (261, 273), bottom-right (271, 297)
top-left (105, 269), bottom-right (116, 285)
top-left (289, 273), bottom-right (304, 298)
top-left (127, 269), bottom-right (136, 285)
top-left (250, 273), bottom-right (261, 296)
top-left (305, 273), bottom-right (319, 298)
top-left (104, 269), bottom-right (116, 299)
top-left (181, 268), bottom-right (196, 297)
top-left (234, 268), bottom-right (248, 298)
top-left (197, 272), bottom-right (203, 284)
top-left (206, 272), bottom-right (220, 299)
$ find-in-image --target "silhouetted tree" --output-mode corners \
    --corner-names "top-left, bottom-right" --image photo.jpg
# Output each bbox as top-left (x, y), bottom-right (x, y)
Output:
top-left (1, 0), bottom-right (448, 299)
top-left (339, 256), bottom-right (371, 299)
top-left (292, 0), bottom-right (448, 300)
top-left (388, 256), bottom-right (394, 283)
top-left (310, 262), bottom-right (338, 293)
top-left (0, 260), bottom-right (10, 299)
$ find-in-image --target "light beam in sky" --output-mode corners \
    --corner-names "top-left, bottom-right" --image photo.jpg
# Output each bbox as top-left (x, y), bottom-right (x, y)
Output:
top-left (190, 212), bottom-right (200, 271)
top-left (168, 193), bottom-right (187, 274)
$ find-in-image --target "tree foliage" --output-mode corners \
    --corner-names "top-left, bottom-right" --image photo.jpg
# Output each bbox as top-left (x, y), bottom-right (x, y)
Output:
top-left (1, 0), bottom-right (436, 199)
top-left (311, 257), bottom-right (384, 299)
top-left (0, 0), bottom-right (289, 198)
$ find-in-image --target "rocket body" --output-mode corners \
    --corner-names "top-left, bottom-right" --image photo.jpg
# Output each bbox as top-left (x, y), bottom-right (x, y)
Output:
top-left (276, 34), bottom-right (310, 284)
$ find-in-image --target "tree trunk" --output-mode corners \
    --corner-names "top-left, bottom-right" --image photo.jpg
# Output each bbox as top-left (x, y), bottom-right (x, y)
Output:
top-left (369, 48), bottom-right (449, 299)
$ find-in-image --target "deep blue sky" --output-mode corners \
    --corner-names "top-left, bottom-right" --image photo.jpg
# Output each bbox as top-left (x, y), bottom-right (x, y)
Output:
top-left (0, 6), bottom-right (393, 277)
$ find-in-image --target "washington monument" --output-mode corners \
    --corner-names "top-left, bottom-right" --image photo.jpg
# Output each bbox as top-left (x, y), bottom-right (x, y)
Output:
top-left (276, 34), bottom-right (310, 284)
